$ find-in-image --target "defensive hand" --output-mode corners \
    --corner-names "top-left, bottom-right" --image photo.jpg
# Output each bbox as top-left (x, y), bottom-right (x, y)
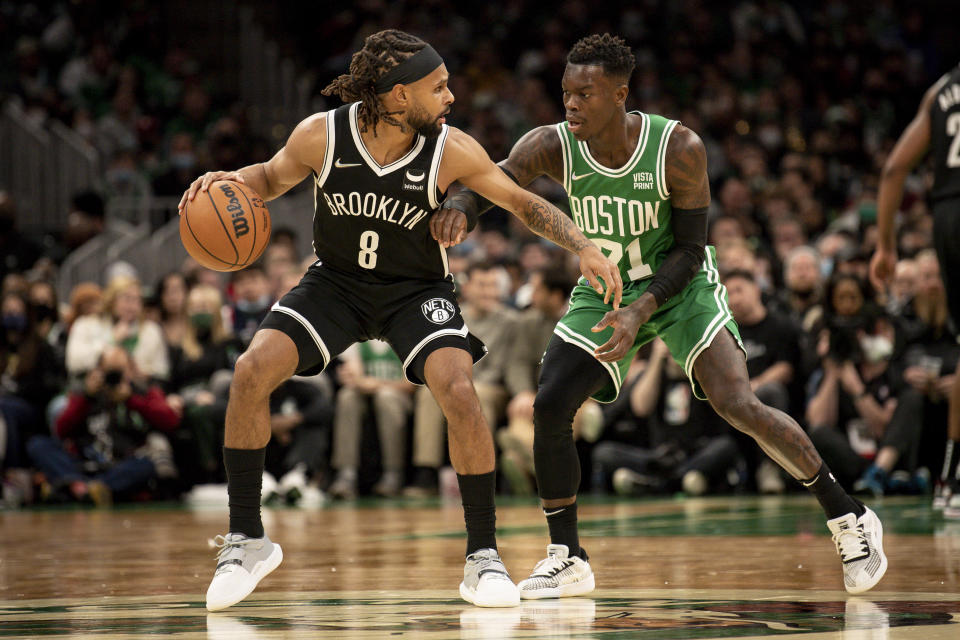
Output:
top-left (579, 245), bottom-right (623, 309)
top-left (430, 207), bottom-right (467, 248)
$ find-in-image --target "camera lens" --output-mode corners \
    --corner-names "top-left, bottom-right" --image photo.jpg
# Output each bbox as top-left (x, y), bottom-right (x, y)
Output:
top-left (103, 370), bottom-right (123, 386)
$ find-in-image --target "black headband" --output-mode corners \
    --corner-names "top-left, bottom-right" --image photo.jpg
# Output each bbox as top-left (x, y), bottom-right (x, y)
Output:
top-left (373, 45), bottom-right (444, 94)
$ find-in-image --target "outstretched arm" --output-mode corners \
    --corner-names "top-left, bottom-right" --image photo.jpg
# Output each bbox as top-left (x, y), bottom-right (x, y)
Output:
top-left (430, 125), bottom-right (563, 246)
top-left (441, 128), bottom-right (622, 306)
top-left (178, 112), bottom-right (324, 211)
top-left (869, 78), bottom-right (941, 289)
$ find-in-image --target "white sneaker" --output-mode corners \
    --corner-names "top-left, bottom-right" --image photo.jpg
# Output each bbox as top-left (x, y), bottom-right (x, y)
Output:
top-left (459, 548), bottom-right (520, 607)
top-left (206, 533), bottom-right (283, 611)
top-left (945, 492), bottom-right (960, 520)
top-left (827, 507), bottom-right (887, 594)
top-left (517, 544), bottom-right (595, 599)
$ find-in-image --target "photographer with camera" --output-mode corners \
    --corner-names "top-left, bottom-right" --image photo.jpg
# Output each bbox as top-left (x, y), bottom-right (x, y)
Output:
top-left (806, 274), bottom-right (901, 490)
top-left (26, 345), bottom-right (180, 505)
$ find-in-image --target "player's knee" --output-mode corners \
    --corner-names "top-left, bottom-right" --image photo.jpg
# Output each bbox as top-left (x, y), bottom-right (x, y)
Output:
top-left (231, 350), bottom-right (275, 401)
top-left (433, 371), bottom-right (476, 415)
top-left (533, 384), bottom-right (577, 435)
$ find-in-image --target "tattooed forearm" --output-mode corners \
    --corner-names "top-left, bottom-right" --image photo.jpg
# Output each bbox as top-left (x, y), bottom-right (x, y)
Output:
top-left (519, 195), bottom-right (591, 253)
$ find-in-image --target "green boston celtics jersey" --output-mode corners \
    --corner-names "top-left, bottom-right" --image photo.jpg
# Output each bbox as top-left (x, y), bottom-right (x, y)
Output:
top-left (556, 111), bottom-right (679, 285)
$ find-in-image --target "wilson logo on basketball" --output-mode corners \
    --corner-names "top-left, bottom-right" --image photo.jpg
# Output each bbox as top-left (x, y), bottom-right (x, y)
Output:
top-left (219, 183), bottom-right (250, 238)
top-left (421, 298), bottom-right (455, 324)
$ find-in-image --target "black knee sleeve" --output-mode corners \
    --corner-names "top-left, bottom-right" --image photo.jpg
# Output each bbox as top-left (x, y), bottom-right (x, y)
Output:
top-left (533, 337), bottom-right (608, 500)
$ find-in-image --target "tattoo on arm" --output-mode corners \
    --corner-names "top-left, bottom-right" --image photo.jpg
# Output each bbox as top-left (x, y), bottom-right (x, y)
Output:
top-left (519, 195), bottom-right (590, 253)
top-left (665, 126), bottom-right (710, 210)
top-left (502, 126), bottom-right (564, 186)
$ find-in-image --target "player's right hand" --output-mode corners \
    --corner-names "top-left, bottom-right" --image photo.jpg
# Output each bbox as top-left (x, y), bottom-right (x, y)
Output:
top-left (869, 246), bottom-right (897, 291)
top-left (429, 206), bottom-right (467, 248)
top-left (178, 171), bottom-right (246, 214)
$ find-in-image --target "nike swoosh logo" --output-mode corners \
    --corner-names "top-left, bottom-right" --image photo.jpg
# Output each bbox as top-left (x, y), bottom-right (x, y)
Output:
top-left (335, 158), bottom-right (362, 168)
top-left (571, 171), bottom-right (594, 181)
top-left (405, 170), bottom-right (425, 182)
top-left (544, 508), bottom-right (566, 517)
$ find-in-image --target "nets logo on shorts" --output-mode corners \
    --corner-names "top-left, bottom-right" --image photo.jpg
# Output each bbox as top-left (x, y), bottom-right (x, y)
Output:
top-left (421, 298), bottom-right (455, 324)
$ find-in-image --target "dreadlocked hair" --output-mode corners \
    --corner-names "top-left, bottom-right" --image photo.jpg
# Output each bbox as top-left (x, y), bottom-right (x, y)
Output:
top-left (567, 34), bottom-right (635, 81)
top-left (321, 29), bottom-right (427, 134)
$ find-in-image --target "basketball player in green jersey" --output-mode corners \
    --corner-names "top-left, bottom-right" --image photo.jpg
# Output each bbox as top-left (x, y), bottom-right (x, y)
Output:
top-left (432, 34), bottom-right (886, 597)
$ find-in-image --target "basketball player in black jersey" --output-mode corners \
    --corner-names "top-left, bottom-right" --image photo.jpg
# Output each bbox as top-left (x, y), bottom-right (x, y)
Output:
top-left (178, 30), bottom-right (621, 611)
top-left (871, 62), bottom-right (960, 517)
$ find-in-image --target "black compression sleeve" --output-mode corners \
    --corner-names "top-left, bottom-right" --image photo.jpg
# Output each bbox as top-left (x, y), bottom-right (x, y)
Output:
top-left (645, 206), bottom-right (708, 307)
top-left (438, 166), bottom-right (519, 232)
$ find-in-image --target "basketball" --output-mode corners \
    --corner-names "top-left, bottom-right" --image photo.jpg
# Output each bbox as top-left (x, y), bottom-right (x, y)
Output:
top-left (180, 180), bottom-right (271, 271)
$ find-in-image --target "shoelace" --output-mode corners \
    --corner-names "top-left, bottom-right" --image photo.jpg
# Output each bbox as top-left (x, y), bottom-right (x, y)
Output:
top-left (213, 534), bottom-right (260, 562)
top-left (532, 553), bottom-right (573, 577)
top-left (832, 524), bottom-right (868, 562)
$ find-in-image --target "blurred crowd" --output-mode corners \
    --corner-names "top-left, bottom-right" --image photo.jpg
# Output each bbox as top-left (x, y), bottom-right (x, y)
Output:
top-left (1, 1), bottom-right (958, 507)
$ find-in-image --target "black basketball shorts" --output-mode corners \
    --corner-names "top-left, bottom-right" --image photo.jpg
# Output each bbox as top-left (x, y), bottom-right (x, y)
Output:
top-left (932, 197), bottom-right (960, 326)
top-left (259, 262), bottom-right (486, 384)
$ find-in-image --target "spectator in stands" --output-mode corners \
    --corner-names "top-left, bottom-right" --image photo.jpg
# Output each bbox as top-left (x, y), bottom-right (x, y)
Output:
top-left (593, 339), bottom-right (739, 496)
top-left (66, 275), bottom-right (169, 382)
top-left (229, 263), bottom-right (271, 347)
top-left (887, 258), bottom-right (919, 316)
top-left (854, 251), bottom-right (957, 495)
top-left (775, 245), bottom-right (824, 330)
top-left (27, 345), bottom-right (180, 505)
top-left (723, 269), bottom-right (802, 492)
top-left (64, 282), bottom-right (103, 331)
top-left (807, 278), bottom-right (900, 490)
top-left (329, 340), bottom-right (414, 499)
top-left (263, 243), bottom-right (299, 301)
top-left (264, 376), bottom-right (334, 500)
top-left (165, 284), bottom-right (240, 487)
top-left (27, 279), bottom-right (67, 361)
top-left (497, 267), bottom-right (575, 495)
top-left (63, 190), bottom-right (105, 252)
top-left (152, 132), bottom-right (199, 198)
top-left (406, 262), bottom-right (518, 496)
top-left (153, 272), bottom-right (189, 351)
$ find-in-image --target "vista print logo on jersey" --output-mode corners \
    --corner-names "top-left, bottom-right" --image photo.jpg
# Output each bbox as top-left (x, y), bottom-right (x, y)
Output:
top-left (421, 298), bottom-right (455, 324)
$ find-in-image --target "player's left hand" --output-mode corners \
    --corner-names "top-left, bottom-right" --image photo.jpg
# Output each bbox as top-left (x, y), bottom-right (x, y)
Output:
top-left (591, 303), bottom-right (650, 362)
top-left (579, 246), bottom-right (623, 309)
top-left (429, 207), bottom-right (467, 248)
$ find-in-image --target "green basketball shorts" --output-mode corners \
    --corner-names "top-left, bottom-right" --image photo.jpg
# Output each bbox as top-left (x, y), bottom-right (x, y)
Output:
top-left (553, 246), bottom-right (745, 402)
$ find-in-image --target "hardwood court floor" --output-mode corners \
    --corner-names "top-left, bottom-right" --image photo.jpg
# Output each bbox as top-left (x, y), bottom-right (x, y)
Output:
top-left (1, 495), bottom-right (958, 638)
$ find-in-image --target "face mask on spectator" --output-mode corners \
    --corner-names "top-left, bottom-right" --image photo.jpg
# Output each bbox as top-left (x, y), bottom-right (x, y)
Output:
top-left (236, 296), bottom-right (270, 313)
top-left (190, 312), bottom-right (213, 340)
top-left (2, 313), bottom-right (26, 332)
top-left (860, 334), bottom-right (893, 364)
top-left (170, 152), bottom-right (196, 171)
top-left (32, 304), bottom-right (57, 323)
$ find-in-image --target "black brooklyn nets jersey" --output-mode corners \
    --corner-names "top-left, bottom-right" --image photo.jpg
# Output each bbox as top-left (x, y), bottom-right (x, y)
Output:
top-left (311, 102), bottom-right (450, 281)
top-left (930, 63), bottom-right (960, 201)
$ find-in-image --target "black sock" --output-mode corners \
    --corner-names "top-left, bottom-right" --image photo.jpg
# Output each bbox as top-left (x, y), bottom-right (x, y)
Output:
top-left (458, 471), bottom-right (497, 556)
top-left (545, 502), bottom-right (585, 559)
top-left (224, 447), bottom-right (265, 538)
top-left (802, 463), bottom-right (864, 520)
top-left (942, 439), bottom-right (958, 482)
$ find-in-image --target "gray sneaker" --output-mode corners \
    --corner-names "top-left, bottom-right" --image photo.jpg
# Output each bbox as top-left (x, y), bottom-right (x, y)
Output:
top-left (206, 533), bottom-right (283, 611)
top-left (459, 548), bottom-right (520, 607)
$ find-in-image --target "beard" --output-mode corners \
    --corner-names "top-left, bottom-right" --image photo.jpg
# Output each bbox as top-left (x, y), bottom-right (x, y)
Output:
top-left (406, 103), bottom-right (444, 138)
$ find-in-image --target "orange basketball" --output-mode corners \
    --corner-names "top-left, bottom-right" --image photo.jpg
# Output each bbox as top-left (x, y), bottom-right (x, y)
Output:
top-left (180, 180), bottom-right (271, 271)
